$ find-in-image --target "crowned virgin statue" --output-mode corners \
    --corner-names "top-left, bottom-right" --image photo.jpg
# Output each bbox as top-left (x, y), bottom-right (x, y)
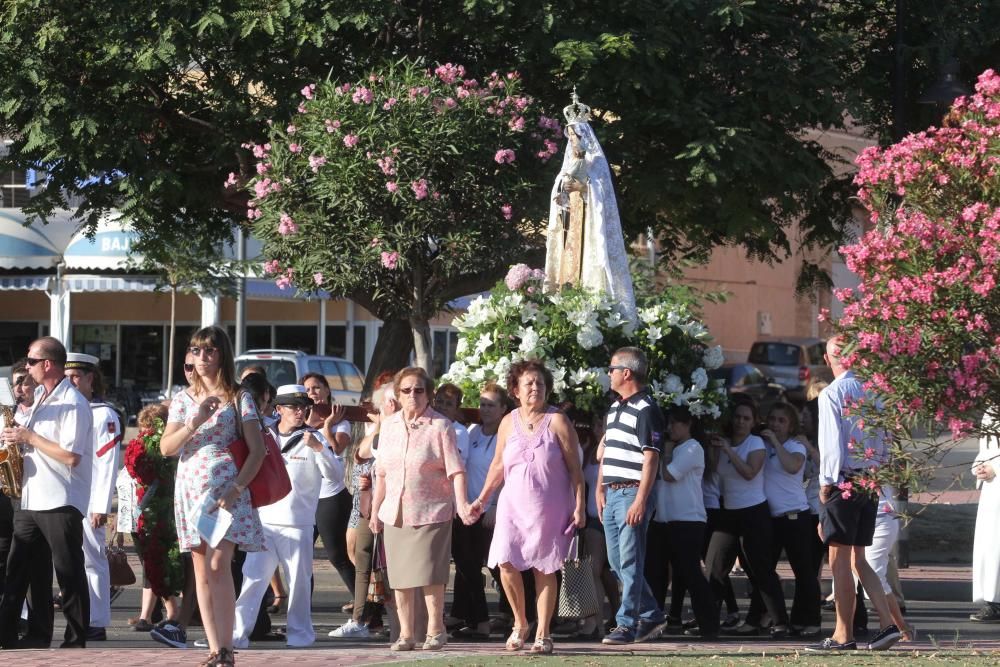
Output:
top-left (544, 91), bottom-right (637, 322)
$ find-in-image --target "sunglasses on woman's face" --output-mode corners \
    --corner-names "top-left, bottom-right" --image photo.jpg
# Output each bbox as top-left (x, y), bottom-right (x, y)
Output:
top-left (188, 346), bottom-right (218, 358)
top-left (399, 386), bottom-right (426, 395)
top-left (184, 363), bottom-right (195, 372)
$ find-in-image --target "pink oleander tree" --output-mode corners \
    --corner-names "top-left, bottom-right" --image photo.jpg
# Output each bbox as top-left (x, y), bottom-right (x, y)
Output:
top-left (242, 59), bottom-right (562, 378)
top-left (825, 68), bottom-right (1000, 492)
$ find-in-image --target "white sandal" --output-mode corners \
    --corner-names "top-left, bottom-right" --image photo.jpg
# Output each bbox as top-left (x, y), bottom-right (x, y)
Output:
top-left (506, 627), bottom-right (527, 651)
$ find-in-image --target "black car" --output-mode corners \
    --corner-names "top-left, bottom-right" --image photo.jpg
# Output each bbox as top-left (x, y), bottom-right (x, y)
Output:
top-left (709, 363), bottom-right (787, 416)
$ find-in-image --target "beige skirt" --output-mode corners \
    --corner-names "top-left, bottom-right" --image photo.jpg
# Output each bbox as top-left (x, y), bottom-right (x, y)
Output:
top-left (383, 520), bottom-right (452, 589)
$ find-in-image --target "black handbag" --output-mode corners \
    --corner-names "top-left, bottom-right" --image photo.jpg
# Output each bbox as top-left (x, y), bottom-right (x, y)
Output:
top-left (557, 530), bottom-right (599, 619)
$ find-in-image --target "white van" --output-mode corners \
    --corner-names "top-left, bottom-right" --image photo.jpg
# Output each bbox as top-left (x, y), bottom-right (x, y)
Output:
top-left (234, 349), bottom-right (364, 405)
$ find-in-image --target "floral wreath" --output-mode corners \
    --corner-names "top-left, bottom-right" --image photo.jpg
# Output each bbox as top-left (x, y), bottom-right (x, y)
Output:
top-left (124, 418), bottom-right (183, 598)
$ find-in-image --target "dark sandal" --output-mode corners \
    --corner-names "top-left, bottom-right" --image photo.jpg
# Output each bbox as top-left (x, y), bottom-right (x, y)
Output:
top-left (213, 647), bottom-right (236, 666)
top-left (266, 595), bottom-right (286, 614)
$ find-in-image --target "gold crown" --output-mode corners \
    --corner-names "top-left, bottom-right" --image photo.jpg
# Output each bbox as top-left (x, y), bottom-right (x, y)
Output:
top-left (562, 87), bottom-right (591, 125)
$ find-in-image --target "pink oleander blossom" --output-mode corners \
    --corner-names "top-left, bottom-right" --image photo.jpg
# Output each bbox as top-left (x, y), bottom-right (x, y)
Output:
top-left (263, 259), bottom-right (281, 275)
top-left (494, 148), bottom-right (516, 164)
top-left (343, 134), bottom-right (359, 148)
top-left (501, 204), bottom-right (513, 220)
top-left (410, 179), bottom-right (429, 200)
top-left (313, 272), bottom-right (324, 285)
top-left (380, 251), bottom-right (399, 269)
top-left (352, 86), bottom-right (374, 104)
top-left (301, 84), bottom-right (316, 99)
top-left (278, 213), bottom-right (298, 236)
top-left (386, 181), bottom-right (398, 193)
top-left (308, 155), bottom-right (327, 172)
top-left (289, 143), bottom-right (302, 154)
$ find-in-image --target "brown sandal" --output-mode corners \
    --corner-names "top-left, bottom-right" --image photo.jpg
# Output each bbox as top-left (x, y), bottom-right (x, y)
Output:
top-left (213, 647), bottom-right (236, 666)
top-left (197, 652), bottom-right (218, 667)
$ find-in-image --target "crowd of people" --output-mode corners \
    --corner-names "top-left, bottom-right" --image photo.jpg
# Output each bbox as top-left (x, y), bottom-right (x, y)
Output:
top-left (0, 328), bottom-right (977, 663)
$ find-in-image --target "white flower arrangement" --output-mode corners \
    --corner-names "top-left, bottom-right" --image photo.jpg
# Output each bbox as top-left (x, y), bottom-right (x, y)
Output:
top-left (442, 264), bottom-right (728, 418)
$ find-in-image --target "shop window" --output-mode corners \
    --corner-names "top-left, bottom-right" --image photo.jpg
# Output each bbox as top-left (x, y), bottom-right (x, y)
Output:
top-left (325, 325), bottom-right (347, 358)
top-left (0, 322), bottom-right (38, 367)
top-left (246, 325), bottom-right (271, 350)
top-left (431, 329), bottom-right (459, 379)
top-left (274, 325), bottom-right (316, 354)
top-left (71, 324), bottom-right (117, 384)
top-left (353, 325), bottom-right (367, 372)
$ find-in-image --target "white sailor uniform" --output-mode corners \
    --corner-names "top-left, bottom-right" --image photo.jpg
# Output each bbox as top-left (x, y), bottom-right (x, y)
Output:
top-left (83, 402), bottom-right (121, 629)
top-left (233, 426), bottom-right (343, 648)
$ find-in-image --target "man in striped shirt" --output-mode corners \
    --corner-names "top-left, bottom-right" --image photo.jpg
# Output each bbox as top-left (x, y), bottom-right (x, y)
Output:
top-left (596, 347), bottom-right (666, 644)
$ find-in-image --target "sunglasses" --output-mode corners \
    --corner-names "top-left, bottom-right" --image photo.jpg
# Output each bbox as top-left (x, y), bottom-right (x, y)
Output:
top-left (183, 363), bottom-right (195, 372)
top-left (399, 386), bottom-right (426, 395)
top-left (188, 346), bottom-right (218, 358)
top-left (25, 357), bottom-right (49, 367)
top-left (608, 365), bottom-right (629, 373)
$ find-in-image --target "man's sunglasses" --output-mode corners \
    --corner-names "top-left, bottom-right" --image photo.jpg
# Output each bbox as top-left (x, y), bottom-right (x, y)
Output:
top-left (399, 387), bottom-right (426, 395)
top-left (25, 357), bottom-right (49, 367)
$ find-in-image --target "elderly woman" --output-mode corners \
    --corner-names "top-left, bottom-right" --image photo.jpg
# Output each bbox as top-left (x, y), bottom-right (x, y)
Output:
top-left (370, 367), bottom-right (474, 651)
top-left (475, 360), bottom-right (586, 655)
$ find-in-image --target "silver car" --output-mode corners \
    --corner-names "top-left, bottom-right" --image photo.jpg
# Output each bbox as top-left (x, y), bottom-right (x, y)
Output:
top-left (746, 337), bottom-right (833, 402)
top-left (235, 349), bottom-right (364, 405)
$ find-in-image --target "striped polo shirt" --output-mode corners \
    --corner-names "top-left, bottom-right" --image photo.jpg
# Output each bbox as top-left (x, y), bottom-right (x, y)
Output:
top-left (602, 388), bottom-right (664, 484)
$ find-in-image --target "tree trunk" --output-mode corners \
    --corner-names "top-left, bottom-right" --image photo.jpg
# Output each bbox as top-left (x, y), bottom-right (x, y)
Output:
top-left (361, 317), bottom-right (414, 397)
top-left (165, 284), bottom-right (177, 397)
top-left (410, 315), bottom-right (432, 374)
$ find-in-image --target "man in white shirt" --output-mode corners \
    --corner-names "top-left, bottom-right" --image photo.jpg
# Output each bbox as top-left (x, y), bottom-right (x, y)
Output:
top-left (233, 384), bottom-right (344, 648)
top-left (64, 353), bottom-right (122, 642)
top-left (807, 337), bottom-right (899, 653)
top-left (0, 337), bottom-right (93, 649)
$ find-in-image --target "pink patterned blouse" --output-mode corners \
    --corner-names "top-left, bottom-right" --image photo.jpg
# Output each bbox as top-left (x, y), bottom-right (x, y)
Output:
top-left (376, 408), bottom-right (465, 527)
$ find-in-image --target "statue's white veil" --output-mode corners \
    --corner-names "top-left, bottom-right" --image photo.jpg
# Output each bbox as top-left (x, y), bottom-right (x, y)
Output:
top-left (544, 121), bottom-right (637, 322)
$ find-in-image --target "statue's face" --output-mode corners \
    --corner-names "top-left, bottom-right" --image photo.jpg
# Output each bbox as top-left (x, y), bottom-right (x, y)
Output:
top-left (568, 126), bottom-right (581, 150)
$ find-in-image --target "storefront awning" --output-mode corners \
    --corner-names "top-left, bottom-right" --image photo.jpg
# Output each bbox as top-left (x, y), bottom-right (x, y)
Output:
top-left (63, 215), bottom-right (139, 270)
top-left (64, 275), bottom-right (162, 293)
top-left (0, 209), bottom-right (78, 269)
top-left (0, 275), bottom-right (50, 291)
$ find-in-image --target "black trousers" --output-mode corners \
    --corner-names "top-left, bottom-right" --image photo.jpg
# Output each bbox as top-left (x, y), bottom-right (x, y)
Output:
top-left (677, 507), bottom-right (737, 617)
top-left (451, 517), bottom-right (495, 625)
top-left (644, 520), bottom-right (671, 610)
top-left (666, 521), bottom-right (719, 634)
top-left (315, 490), bottom-right (356, 596)
top-left (705, 502), bottom-right (789, 626)
top-left (745, 513), bottom-right (821, 627)
top-left (0, 496), bottom-right (51, 643)
top-left (0, 507), bottom-right (88, 648)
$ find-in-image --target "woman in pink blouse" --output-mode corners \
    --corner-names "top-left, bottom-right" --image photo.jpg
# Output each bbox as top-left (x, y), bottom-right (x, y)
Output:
top-left (370, 367), bottom-right (475, 651)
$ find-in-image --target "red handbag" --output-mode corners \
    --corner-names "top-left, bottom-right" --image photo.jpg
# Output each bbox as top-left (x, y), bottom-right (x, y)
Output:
top-left (228, 393), bottom-right (292, 508)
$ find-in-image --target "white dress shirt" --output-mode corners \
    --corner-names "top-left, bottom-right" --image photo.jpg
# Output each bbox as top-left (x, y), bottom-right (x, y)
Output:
top-left (88, 403), bottom-right (121, 515)
top-left (464, 424), bottom-right (497, 505)
top-left (21, 378), bottom-right (93, 514)
top-left (818, 371), bottom-right (884, 487)
top-left (318, 420), bottom-right (350, 498)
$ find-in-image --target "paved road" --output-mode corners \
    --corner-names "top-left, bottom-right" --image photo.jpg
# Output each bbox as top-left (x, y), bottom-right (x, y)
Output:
top-left (3, 557), bottom-right (996, 665)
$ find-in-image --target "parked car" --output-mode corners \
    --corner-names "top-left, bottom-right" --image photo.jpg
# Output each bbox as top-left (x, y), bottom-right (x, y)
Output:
top-left (709, 363), bottom-right (787, 417)
top-left (234, 350), bottom-right (364, 405)
top-left (746, 337), bottom-right (833, 402)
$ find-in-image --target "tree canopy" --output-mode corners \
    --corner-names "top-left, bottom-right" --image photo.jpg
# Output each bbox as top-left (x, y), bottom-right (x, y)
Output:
top-left (1, 0), bottom-right (997, 367)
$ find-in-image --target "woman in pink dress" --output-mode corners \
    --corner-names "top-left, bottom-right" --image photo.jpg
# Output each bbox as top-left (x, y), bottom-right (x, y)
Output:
top-left (475, 360), bottom-right (586, 655)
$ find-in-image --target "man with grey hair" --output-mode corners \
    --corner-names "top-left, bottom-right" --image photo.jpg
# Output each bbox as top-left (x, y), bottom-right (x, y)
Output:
top-left (596, 346), bottom-right (667, 644)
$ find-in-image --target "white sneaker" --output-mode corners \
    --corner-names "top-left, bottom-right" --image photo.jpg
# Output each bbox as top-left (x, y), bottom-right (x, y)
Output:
top-left (328, 620), bottom-right (370, 638)
top-left (193, 638), bottom-right (208, 648)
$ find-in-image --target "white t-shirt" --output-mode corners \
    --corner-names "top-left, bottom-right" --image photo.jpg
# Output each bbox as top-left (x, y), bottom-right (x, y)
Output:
top-left (464, 424), bottom-right (497, 504)
top-left (763, 437), bottom-right (809, 516)
top-left (717, 434), bottom-right (766, 510)
top-left (261, 426), bottom-right (343, 525)
top-left (454, 422), bottom-right (471, 466)
top-left (653, 439), bottom-right (707, 523)
top-left (318, 420), bottom-right (351, 498)
top-left (21, 378), bottom-right (93, 514)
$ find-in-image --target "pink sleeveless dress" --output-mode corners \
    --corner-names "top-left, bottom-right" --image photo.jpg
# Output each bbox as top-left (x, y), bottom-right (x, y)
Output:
top-left (487, 408), bottom-right (575, 574)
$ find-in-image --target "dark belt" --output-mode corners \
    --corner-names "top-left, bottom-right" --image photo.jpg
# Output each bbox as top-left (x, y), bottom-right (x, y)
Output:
top-left (607, 481), bottom-right (641, 490)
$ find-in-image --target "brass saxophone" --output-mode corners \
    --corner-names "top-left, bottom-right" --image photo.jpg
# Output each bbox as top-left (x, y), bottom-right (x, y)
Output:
top-left (0, 405), bottom-right (23, 499)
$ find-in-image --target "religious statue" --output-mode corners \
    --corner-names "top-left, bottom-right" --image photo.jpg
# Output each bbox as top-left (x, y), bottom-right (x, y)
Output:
top-left (544, 91), bottom-right (637, 322)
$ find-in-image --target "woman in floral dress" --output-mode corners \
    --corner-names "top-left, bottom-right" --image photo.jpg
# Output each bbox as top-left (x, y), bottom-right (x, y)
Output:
top-left (160, 326), bottom-right (266, 667)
